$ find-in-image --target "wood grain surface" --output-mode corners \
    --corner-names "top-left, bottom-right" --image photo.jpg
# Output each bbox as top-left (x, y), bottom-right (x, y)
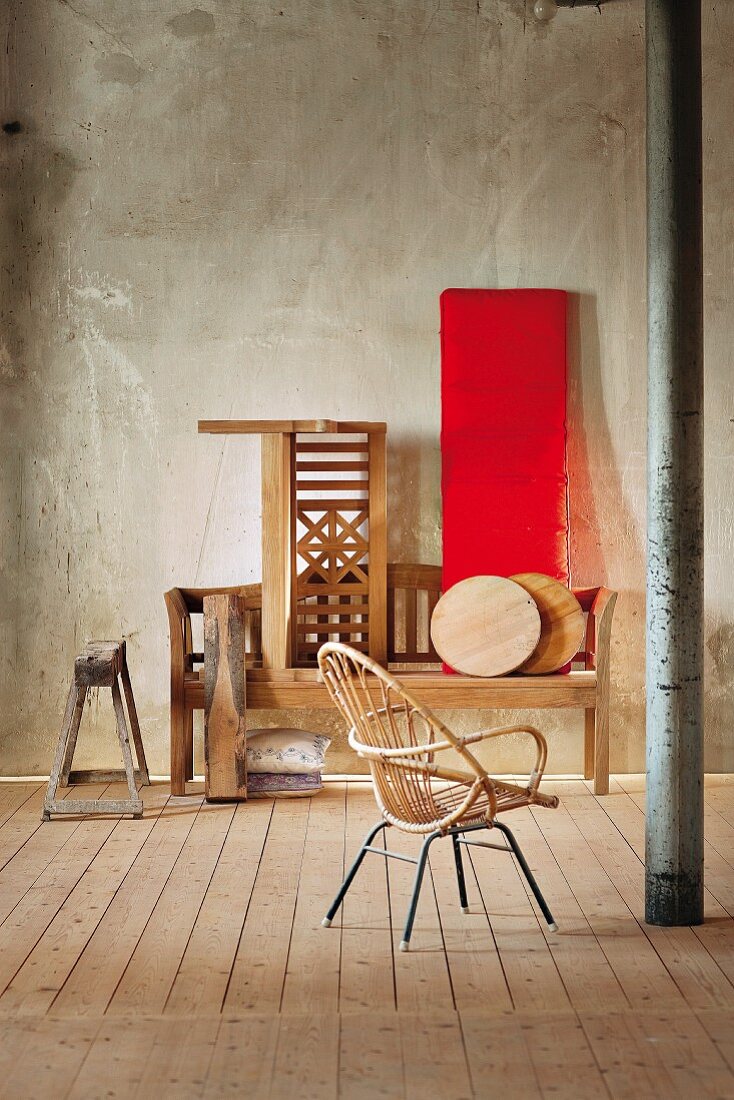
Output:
top-left (3, 778), bottom-right (734, 1097)
top-left (511, 572), bottom-right (586, 674)
top-left (204, 594), bottom-right (248, 801)
top-left (430, 575), bottom-right (541, 677)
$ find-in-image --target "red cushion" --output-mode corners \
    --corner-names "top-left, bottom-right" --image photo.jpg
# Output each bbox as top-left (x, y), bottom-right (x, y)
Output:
top-left (440, 286), bottom-right (570, 619)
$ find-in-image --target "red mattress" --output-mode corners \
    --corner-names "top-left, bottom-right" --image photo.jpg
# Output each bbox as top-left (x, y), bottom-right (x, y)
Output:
top-left (440, 288), bottom-right (569, 597)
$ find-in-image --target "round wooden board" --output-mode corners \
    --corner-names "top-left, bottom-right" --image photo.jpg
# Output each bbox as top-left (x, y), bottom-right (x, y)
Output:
top-left (510, 572), bottom-right (586, 675)
top-left (430, 576), bottom-right (541, 677)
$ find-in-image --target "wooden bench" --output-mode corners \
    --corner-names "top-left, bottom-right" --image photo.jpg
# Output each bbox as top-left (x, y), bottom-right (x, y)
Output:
top-left (165, 564), bottom-right (617, 796)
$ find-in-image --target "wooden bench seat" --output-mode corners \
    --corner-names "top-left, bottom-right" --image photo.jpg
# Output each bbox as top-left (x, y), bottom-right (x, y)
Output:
top-left (184, 667), bottom-right (598, 710)
top-left (166, 564), bottom-right (616, 796)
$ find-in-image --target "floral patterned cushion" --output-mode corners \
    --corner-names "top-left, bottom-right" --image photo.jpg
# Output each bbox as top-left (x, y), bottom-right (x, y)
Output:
top-left (247, 772), bottom-right (323, 795)
top-left (246, 728), bottom-right (331, 774)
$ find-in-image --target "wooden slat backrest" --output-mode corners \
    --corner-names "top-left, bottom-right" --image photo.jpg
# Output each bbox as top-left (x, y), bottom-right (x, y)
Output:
top-left (387, 563), bottom-right (442, 665)
top-left (170, 566), bottom-right (600, 671)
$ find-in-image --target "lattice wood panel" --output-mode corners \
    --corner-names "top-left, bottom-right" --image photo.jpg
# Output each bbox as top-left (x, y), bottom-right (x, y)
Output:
top-left (293, 437), bottom-right (379, 666)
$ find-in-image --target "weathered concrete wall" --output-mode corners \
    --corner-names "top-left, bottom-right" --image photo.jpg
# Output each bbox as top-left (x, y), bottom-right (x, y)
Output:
top-left (1, 1), bottom-right (732, 776)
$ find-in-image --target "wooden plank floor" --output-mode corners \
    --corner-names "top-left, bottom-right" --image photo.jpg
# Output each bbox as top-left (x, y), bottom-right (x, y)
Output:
top-left (2, 777), bottom-right (734, 1097)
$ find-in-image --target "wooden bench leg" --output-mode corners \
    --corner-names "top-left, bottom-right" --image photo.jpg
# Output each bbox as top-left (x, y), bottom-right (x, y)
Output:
top-left (584, 708), bottom-right (595, 782)
top-left (185, 708), bottom-right (194, 781)
top-left (589, 588), bottom-right (615, 796)
top-left (593, 703), bottom-right (610, 796)
top-left (170, 696), bottom-right (190, 797)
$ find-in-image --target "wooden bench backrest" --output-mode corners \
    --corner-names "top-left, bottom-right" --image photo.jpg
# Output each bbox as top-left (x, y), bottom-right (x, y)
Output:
top-left (386, 563), bottom-right (442, 664)
top-left (173, 565), bottom-right (596, 669)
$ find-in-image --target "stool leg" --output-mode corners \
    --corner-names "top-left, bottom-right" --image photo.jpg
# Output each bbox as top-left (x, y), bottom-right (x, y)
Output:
top-left (60, 686), bottom-right (87, 787)
top-left (44, 683), bottom-right (79, 820)
top-left (112, 677), bottom-right (142, 815)
top-left (121, 656), bottom-right (149, 785)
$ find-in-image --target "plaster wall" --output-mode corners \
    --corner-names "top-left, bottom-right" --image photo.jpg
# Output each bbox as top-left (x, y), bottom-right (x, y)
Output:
top-left (1, 0), bottom-right (732, 776)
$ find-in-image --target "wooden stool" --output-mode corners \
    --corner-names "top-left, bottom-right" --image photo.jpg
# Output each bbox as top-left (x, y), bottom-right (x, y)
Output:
top-left (43, 640), bottom-right (149, 821)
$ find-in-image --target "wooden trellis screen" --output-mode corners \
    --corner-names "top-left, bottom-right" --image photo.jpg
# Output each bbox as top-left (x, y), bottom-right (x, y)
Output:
top-left (294, 430), bottom-right (385, 666)
top-left (198, 420), bottom-right (387, 669)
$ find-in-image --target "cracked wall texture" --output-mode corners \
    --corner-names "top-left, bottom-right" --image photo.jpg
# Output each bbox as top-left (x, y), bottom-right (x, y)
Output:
top-left (1, 1), bottom-right (732, 776)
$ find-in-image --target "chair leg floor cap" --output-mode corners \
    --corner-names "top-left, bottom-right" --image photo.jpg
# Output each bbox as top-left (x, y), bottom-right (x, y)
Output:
top-left (321, 917), bottom-right (332, 928)
top-left (548, 922), bottom-right (558, 933)
top-left (399, 941), bottom-right (410, 952)
top-left (461, 906), bottom-right (469, 914)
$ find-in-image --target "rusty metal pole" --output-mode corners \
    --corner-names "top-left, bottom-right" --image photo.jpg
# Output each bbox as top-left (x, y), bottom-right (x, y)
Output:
top-left (645, 0), bottom-right (704, 926)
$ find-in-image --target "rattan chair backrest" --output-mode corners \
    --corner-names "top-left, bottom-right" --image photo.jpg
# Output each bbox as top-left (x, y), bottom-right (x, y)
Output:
top-left (317, 642), bottom-right (485, 829)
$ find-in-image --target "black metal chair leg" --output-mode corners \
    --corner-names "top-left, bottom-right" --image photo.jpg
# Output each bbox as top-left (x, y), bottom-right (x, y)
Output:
top-left (451, 833), bottom-right (469, 913)
top-left (400, 830), bottom-right (441, 951)
top-left (322, 820), bottom-right (388, 927)
top-left (493, 820), bottom-right (558, 932)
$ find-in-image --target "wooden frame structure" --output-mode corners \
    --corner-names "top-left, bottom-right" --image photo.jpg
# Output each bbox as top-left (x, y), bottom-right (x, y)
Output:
top-left (163, 418), bottom-right (617, 800)
top-left (166, 564), bottom-right (617, 797)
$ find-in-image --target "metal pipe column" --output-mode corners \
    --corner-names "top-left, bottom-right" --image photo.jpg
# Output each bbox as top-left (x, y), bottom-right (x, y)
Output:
top-left (645, 0), bottom-right (704, 926)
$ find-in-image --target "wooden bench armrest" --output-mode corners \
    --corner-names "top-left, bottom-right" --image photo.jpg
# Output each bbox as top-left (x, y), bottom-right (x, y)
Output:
top-left (165, 588), bottom-right (192, 671)
top-left (176, 583), bottom-right (262, 614)
top-left (585, 586), bottom-right (618, 672)
top-left (589, 585), bottom-right (618, 621)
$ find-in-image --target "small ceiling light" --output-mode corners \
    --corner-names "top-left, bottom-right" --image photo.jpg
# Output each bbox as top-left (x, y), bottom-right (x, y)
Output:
top-left (533, 0), bottom-right (558, 20)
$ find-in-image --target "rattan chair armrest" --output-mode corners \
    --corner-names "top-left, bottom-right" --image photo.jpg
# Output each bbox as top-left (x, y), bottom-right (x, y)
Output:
top-left (348, 730), bottom-right (456, 759)
top-left (460, 724), bottom-right (548, 792)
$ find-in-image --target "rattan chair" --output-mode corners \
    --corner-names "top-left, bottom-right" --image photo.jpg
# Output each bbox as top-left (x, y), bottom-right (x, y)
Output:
top-left (317, 642), bottom-right (560, 951)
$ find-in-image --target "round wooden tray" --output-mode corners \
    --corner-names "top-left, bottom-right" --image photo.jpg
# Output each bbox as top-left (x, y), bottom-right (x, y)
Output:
top-left (430, 575), bottom-right (541, 677)
top-left (510, 572), bottom-right (586, 674)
